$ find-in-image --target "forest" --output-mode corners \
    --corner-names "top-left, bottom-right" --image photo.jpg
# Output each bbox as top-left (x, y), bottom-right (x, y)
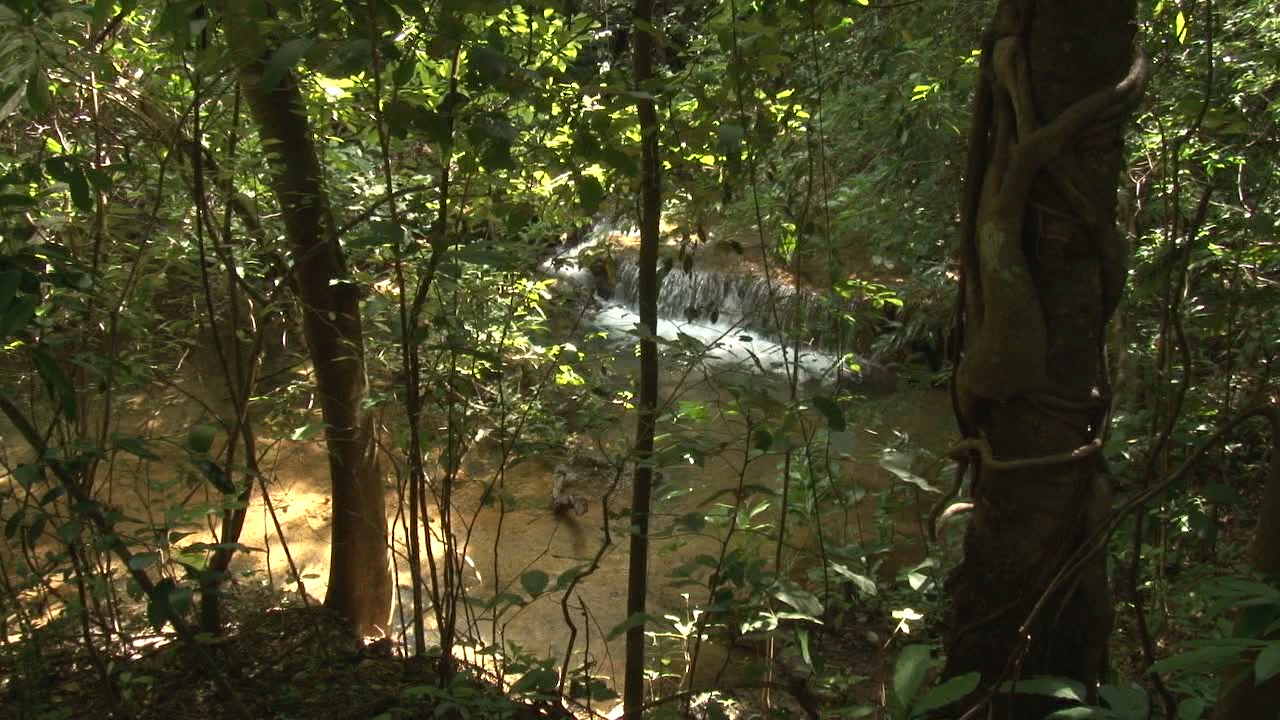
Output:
top-left (0, 0), bottom-right (1277, 718)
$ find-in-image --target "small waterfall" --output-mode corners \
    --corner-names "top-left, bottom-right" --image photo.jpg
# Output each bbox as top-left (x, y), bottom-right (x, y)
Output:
top-left (613, 259), bottom-right (856, 352)
top-left (541, 228), bottom-right (878, 387)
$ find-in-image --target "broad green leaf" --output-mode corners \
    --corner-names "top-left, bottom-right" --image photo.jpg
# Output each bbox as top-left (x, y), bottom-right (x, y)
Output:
top-left (772, 582), bottom-right (823, 619)
top-left (26, 69), bottom-right (49, 115)
top-left (752, 428), bottom-right (773, 452)
top-left (510, 667), bottom-right (558, 694)
top-left (880, 451), bottom-right (939, 493)
top-left (195, 460), bottom-right (236, 494)
top-left (717, 123), bottom-right (745, 155)
top-left (911, 672), bottom-right (979, 718)
top-left (1175, 11), bottom-right (1188, 43)
top-left (31, 347), bottom-right (76, 421)
top-left (0, 294), bottom-right (37, 340)
top-left (187, 424), bottom-right (218, 454)
top-left (520, 569), bottom-right (549, 597)
top-left (5, 510), bottom-right (24, 540)
top-left (0, 268), bottom-right (25, 304)
top-left (392, 57), bottom-right (417, 88)
top-left (1255, 642), bottom-right (1280, 685)
top-left (830, 561), bottom-right (877, 597)
top-left (113, 435), bottom-right (159, 460)
top-left (67, 167), bottom-right (92, 211)
top-left (289, 421), bottom-right (325, 441)
top-left (577, 175), bottom-right (604, 212)
top-left (1150, 645), bottom-right (1249, 675)
top-left (1045, 710), bottom-right (1108, 719)
top-left (1099, 683), bottom-right (1148, 718)
top-left (56, 520), bottom-right (82, 543)
top-left (260, 39), bottom-right (315, 91)
top-left (893, 645), bottom-right (933, 710)
top-left (607, 611), bottom-right (657, 640)
top-left (128, 551), bottom-right (161, 571)
top-left (998, 676), bottom-right (1087, 703)
top-left (1176, 697), bottom-right (1206, 720)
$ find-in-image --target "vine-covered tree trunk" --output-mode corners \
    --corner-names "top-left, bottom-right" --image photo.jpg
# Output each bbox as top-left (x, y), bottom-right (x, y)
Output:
top-left (944, 0), bottom-right (1147, 714)
top-left (226, 10), bottom-right (392, 635)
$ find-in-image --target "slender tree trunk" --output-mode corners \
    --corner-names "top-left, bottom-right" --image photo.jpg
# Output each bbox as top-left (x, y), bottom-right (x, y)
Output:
top-left (226, 12), bottom-right (392, 635)
top-left (624, 0), bottom-right (661, 715)
top-left (944, 1), bottom-right (1147, 715)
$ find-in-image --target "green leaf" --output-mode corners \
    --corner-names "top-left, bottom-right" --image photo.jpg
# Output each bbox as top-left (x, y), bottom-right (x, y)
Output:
top-left (289, 421), bottom-right (325, 441)
top-left (260, 39), bottom-right (315, 91)
top-left (893, 645), bottom-right (933, 710)
top-left (146, 578), bottom-right (185, 629)
top-left (879, 451), bottom-right (939, 493)
top-left (1099, 683), bottom-right (1148, 718)
top-left (772, 582), bottom-right (823, 619)
top-left (195, 460), bottom-right (236, 494)
top-left (998, 676), bottom-right (1087, 703)
top-left (1176, 697), bottom-right (1206, 720)
top-left (1255, 642), bottom-right (1280, 685)
top-left (810, 395), bottom-right (845, 431)
top-left (5, 510), bottom-right (24, 540)
top-left (676, 512), bottom-right (706, 532)
top-left (26, 68), bottom-right (49, 115)
top-left (520, 569), bottom-right (549, 597)
top-left (128, 551), bottom-right (161, 571)
top-left (553, 563), bottom-right (590, 592)
top-left (1150, 645), bottom-right (1248, 675)
top-left (577, 175), bottom-right (604, 213)
top-left (830, 562), bottom-right (877, 597)
top-left (67, 168), bottom-right (92, 211)
top-left (911, 672), bottom-right (979, 718)
top-left (187, 424), bottom-right (218, 454)
top-left (752, 428), bottom-right (773, 452)
top-left (25, 513), bottom-right (46, 545)
top-left (113, 435), bottom-right (159, 460)
top-left (510, 667), bottom-right (558, 694)
top-left (31, 347), bottom-right (76, 421)
top-left (1044, 710), bottom-right (1107, 719)
top-left (0, 268), bottom-right (23, 302)
top-left (56, 520), bottom-right (82, 544)
top-left (717, 123), bottom-right (745, 155)
top-left (1175, 11), bottom-right (1188, 43)
top-left (0, 294), bottom-right (37, 340)
top-left (607, 611), bottom-right (656, 640)
top-left (392, 57), bottom-right (417, 88)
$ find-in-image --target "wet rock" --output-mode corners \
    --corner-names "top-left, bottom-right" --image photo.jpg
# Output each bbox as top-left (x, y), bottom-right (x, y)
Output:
top-left (550, 465), bottom-right (589, 516)
top-left (588, 258), bottom-right (615, 299)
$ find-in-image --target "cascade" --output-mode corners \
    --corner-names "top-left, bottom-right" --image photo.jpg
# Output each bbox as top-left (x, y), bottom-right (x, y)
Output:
top-left (541, 229), bottom-right (884, 389)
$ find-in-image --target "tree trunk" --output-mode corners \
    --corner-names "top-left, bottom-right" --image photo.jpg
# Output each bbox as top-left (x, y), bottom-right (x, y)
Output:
top-left (944, 0), bottom-right (1147, 715)
top-left (227, 16), bottom-right (392, 635)
top-left (624, 0), bottom-right (661, 716)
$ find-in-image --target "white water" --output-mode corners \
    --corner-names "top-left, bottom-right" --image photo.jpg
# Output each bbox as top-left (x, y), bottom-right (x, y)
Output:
top-left (540, 230), bottom-right (848, 386)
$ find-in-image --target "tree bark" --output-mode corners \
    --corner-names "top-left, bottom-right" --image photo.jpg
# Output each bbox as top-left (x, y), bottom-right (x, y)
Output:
top-left (944, 0), bottom-right (1146, 715)
top-left (624, 0), bottom-right (661, 716)
top-left (227, 13), bottom-right (392, 635)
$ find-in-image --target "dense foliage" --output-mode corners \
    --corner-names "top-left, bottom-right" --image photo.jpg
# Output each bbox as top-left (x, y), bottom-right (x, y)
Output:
top-left (0, 0), bottom-right (1276, 718)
